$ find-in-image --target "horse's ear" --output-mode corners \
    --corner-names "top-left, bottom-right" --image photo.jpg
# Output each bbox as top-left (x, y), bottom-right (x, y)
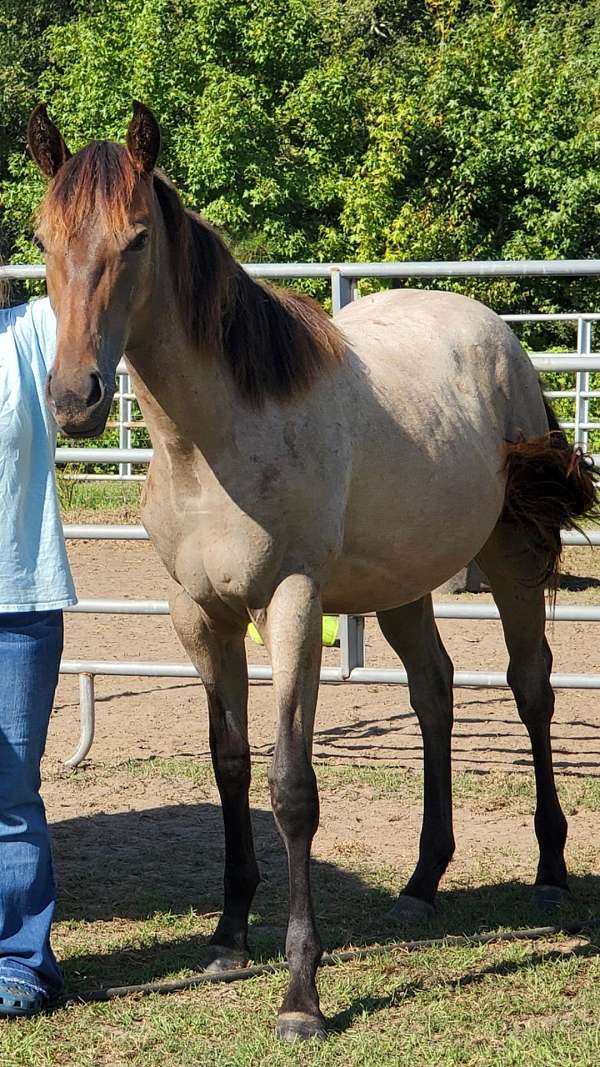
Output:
top-left (126, 101), bottom-right (160, 174)
top-left (28, 103), bottom-right (71, 178)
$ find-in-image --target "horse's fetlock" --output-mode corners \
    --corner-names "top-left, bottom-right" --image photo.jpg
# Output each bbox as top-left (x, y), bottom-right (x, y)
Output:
top-left (422, 830), bottom-right (455, 872)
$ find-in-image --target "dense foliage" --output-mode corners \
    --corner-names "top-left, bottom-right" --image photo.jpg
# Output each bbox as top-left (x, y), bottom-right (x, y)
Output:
top-left (2, 0), bottom-right (600, 319)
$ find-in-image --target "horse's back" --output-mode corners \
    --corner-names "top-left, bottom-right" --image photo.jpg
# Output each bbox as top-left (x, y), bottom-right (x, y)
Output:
top-left (336, 288), bottom-right (546, 442)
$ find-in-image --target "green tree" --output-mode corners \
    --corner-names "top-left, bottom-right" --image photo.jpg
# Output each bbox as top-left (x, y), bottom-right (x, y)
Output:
top-left (340, 1), bottom-right (600, 315)
top-left (0, 0), bottom-right (77, 261)
top-left (3, 0), bottom-right (600, 323)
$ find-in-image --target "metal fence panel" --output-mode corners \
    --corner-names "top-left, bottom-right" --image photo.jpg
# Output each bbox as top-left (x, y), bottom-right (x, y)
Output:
top-left (6, 260), bottom-right (600, 764)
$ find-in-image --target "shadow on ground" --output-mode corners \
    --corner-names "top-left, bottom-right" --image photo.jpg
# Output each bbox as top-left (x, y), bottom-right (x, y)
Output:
top-left (51, 800), bottom-right (600, 995)
top-left (560, 572), bottom-right (600, 592)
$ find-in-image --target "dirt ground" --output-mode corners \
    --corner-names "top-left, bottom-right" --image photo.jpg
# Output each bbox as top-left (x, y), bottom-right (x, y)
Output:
top-left (46, 538), bottom-right (600, 778)
top-left (32, 536), bottom-right (600, 946)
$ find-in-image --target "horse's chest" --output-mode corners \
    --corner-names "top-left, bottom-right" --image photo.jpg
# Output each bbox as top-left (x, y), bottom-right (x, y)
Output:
top-left (143, 478), bottom-right (281, 611)
top-left (173, 523), bottom-right (280, 611)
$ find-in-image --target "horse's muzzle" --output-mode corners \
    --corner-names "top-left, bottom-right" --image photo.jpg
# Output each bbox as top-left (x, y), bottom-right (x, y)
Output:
top-left (46, 369), bottom-right (112, 438)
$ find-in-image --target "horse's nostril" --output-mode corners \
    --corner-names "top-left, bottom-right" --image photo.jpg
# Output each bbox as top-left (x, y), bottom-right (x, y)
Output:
top-left (86, 372), bottom-right (105, 408)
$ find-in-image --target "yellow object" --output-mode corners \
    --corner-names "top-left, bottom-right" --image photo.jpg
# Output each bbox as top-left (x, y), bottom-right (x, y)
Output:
top-left (247, 622), bottom-right (263, 645)
top-left (247, 616), bottom-right (339, 647)
top-left (321, 615), bottom-right (340, 646)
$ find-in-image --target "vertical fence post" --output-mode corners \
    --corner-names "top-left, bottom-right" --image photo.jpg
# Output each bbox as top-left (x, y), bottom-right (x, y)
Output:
top-left (331, 269), bottom-right (354, 314)
top-left (330, 269), bottom-right (364, 676)
top-left (118, 371), bottom-right (132, 479)
top-left (125, 372), bottom-right (133, 478)
top-left (64, 673), bottom-right (96, 768)
top-left (576, 317), bottom-right (592, 450)
top-left (339, 615), bottom-right (365, 678)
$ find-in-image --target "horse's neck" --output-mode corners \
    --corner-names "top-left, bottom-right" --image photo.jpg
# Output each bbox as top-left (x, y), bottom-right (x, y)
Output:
top-left (125, 321), bottom-right (233, 463)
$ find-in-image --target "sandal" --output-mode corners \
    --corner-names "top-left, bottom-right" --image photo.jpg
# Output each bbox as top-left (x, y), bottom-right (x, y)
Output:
top-left (0, 980), bottom-right (47, 1018)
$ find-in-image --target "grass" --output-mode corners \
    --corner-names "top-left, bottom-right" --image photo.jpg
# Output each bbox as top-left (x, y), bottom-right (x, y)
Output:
top-left (57, 475), bottom-right (142, 522)
top-left (121, 755), bottom-right (600, 815)
top-left (4, 939), bottom-right (600, 1067)
top-left (4, 759), bottom-right (600, 1066)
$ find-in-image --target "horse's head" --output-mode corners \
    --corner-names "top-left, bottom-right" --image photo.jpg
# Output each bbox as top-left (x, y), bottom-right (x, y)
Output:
top-left (28, 102), bottom-right (161, 436)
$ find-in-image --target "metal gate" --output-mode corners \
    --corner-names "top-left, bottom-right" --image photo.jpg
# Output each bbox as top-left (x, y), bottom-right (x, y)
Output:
top-left (3, 259), bottom-right (600, 765)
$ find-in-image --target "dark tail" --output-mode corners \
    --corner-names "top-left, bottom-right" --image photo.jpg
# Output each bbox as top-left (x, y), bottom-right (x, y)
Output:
top-left (502, 397), bottom-right (598, 590)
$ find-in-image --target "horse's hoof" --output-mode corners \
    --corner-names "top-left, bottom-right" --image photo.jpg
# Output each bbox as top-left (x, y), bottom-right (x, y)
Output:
top-left (387, 894), bottom-right (435, 923)
top-left (276, 1012), bottom-right (327, 1043)
top-left (204, 945), bottom-right (250, 973)
top-left (533, 884), bottom-right (569, 911)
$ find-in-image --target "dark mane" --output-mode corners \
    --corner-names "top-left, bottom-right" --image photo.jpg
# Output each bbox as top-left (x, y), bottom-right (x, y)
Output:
top-left (40, 139), bottom-right (345, 406)
top-left (154, 172), bottom-right (346, 406)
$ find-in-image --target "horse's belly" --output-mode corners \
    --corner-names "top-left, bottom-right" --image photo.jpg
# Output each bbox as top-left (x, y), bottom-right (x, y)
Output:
top-left (323, 461), bottom-right (504, 613)
top-left (322, 539), bottom-right (483, 613)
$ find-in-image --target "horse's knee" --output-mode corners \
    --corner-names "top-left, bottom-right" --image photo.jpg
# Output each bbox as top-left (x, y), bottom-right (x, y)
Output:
top-left (214, 749), bottom-right (252, 796)
top-left (210, 733), bottom-right (252, 796)
top-left (269, 759), bottom-right (319, 841)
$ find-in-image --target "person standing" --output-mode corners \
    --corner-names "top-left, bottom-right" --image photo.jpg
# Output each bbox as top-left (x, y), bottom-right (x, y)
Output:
top-left (0, 291), bottom-right (76, 1016)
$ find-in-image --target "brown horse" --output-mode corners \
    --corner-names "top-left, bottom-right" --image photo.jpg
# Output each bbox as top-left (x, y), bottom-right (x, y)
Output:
top-left (29, 102), bottom-right (596, 1041)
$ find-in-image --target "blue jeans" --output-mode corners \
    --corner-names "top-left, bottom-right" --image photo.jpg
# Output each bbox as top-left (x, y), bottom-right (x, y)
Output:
top-left (0, 610), bottom-right (63, 998)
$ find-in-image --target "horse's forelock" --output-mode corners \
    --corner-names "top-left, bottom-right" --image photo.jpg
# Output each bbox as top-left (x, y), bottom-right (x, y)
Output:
top-left (39, 141), bottom-right (138, 238)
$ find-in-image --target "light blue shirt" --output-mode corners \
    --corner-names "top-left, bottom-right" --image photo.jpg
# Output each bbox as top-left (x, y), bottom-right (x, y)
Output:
top-left (0, 297), bottom-right (76, 611)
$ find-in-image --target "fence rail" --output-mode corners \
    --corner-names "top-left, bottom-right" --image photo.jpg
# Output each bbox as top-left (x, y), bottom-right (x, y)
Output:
top-left (10, 259), bottom-right (600, 468)
top-left (6, 259), bottom-right (600, 765)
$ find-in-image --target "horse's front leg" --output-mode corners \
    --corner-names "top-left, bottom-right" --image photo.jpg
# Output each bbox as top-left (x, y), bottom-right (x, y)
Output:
top-left (170, 587), bottom-right (259, 970)
top-left (263, 573), bottom-right (325, 1042)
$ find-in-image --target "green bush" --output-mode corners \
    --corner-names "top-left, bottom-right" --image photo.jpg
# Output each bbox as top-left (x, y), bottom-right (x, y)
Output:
top-left (3, 0), bottom-right (600, 310)
top-left (3, 1), bottom-right (600, 454)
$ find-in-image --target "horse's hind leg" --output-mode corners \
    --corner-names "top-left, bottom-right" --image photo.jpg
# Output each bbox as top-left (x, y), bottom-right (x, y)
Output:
top-left (476, 524), bottom-right (568, 903)
top-left (170, 587), bottom-right (259, 969)
top-left (377, 596), bottom-right (455, 919)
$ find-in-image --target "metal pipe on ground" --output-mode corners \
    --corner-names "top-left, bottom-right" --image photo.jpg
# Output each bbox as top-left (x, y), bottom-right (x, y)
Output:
top-left (74, 920), bottom-right (599, 1004)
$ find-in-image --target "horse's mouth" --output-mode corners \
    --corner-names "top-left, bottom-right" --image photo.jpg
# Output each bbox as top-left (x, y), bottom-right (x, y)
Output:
top-left (50, 394), bottom-right (114, 441)
top-left (58, 416), bottom-right (109, 439)
top-left (61, 424), bottom-right (106, 439)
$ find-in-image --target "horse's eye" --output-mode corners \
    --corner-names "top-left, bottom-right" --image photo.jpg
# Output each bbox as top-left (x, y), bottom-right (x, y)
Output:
top-left (126, 231), bottom-right (149, 253)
